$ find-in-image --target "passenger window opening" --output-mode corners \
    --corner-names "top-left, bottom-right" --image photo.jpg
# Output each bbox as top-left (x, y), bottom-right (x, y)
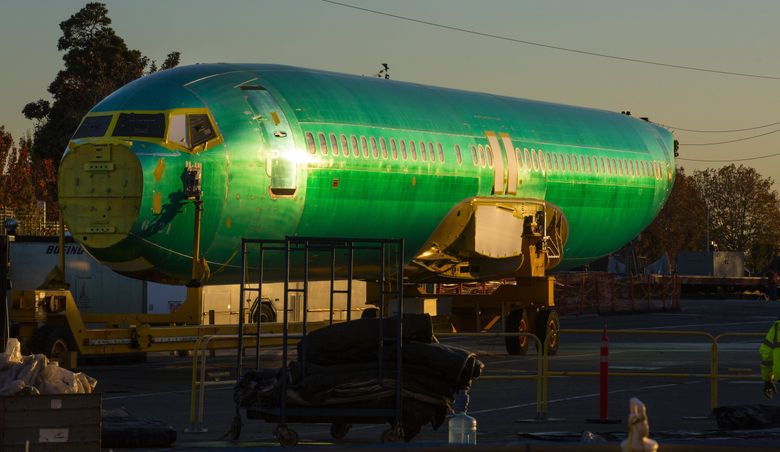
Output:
top-left (486, 145), bottom-right (493, 167)
top-left (370, 137), bottom-right (379, 159)
top-left (437, 143), bottom-right (444, 163)
top-left (420, 141), bottom-right (427, 162)
top-left (329, 133), bottom-right (339, 156)
top-left (455, 144), bottom-right (463, 165)
top-left (400, 140), bottom-right (408, 160)
top-left (390, 139), bottom-right (398, 160)
top-left (410, 141), bottom-right (418, 161)
top-left (351, 135), bottom-right (360, 157)
top-left (380, 137), bottom-right (388, 159)
top-left (305, 132), bottom-right (316, 154)
top-left (340, 134), bottom-right (349, 157)
top-left (428, 142), bottom-right (435, 162)
top-left (360, 136), bottom-right (369, 158)
top-left (471, 145), bottom-right (478, 165)
top-left (478, 145), bottom-right (486, 168)
top-left (318, 132), bottom-right (328, 155)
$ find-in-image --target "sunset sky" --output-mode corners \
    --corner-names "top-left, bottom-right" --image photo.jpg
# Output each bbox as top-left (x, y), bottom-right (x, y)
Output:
top-left (2, 0), bottom-right (779, 179)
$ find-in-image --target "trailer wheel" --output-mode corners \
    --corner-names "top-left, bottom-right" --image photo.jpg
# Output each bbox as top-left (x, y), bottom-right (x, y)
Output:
top-left (28, 325), bottom-right (74, 366)
top-left (505, 309), bottom-right (530, 355)
top-left (258, 302), bottom-right (276, 323)
top-left (274, 424), bottom-right (299, 447)
top-left (535, 309), bottom-right (560, 355)
top-left (251, 299), bottom-right (277, 323)
top-left (330, 422), bottom-right (351, 439)
top-left (361, 307), bottom-right (379, 318)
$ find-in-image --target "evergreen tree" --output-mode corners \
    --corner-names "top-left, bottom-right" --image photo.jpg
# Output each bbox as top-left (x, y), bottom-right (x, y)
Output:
top-left (22, 2), bottom-right (180, 202)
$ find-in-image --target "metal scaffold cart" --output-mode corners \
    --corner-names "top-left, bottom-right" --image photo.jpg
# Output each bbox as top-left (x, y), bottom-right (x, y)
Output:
top-left (232, 236), bottom-right (405, 446)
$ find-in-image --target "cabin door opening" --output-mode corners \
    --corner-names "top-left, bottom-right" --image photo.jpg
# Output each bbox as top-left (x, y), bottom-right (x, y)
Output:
top-left (485, 131), bottom-right (518, 195)
top-left (242, 86), bottom-right (297, 196)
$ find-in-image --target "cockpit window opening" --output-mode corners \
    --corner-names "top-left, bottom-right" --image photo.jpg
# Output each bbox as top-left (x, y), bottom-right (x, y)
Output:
top-left (113, 113), bottom-right (165, 138)
top-left (72, 115), bottom-right (113, 139)
top-left (188, 114), bottom-right (216, 147)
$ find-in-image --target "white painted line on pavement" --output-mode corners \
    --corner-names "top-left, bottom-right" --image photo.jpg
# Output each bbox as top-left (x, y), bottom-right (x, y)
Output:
top-left (631, 320), bottom-right (770, 330)
top-left (469, 381), bottom-right (696, 415)
top-left (103, 385), bottom-right (233, 401)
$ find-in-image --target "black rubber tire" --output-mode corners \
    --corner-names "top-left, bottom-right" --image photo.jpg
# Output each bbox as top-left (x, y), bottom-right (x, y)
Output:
top-left (251, 299), bottom-right (277, 323)
top-left (505, 309), bottom-right (530, 355)
top-left (27, 325), bottom-right (74, 365)
top-left (275, 425), bottom-right (299, 447)
top-left (381, 427), bottom-right (403, 443)
top-left (402, 422), bottom-right (421, 442)
top-left (361, 307), bottom-right (379, 318)
top-left (330, 422), bottom-right (351, 439)
top-left (535, 309), bottom-right (560, 355)
top-left (258, 302), bottom-right (276, 323)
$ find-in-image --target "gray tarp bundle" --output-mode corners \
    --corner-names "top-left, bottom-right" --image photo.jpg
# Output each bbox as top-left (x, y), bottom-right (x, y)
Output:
top-left (714, 404), bottom-right (780, 430)
top-left (236, 313), bottom-right (483, 440)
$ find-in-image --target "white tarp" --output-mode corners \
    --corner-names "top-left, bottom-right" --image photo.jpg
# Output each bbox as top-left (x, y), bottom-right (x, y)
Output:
top-left (0, 338), bottom-right (97, 395)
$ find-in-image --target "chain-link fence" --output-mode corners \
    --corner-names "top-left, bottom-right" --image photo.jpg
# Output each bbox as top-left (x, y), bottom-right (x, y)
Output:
top-left (0, 205), bottom-right (60, 236)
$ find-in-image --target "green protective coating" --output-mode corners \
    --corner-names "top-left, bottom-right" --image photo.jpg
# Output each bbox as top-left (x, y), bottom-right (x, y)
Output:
top-left (65, 64), bottom-right (675, 284)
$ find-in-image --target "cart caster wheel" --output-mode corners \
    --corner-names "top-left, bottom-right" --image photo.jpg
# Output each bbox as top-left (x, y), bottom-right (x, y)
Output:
top-left (381, 427), bottom-right (403, 443)
top-left (275, 425), bottom-right (299, 447)
top-left (330, 422), bottom-right (351, 439)
top-left (402, 422), bottom-right (421, 442)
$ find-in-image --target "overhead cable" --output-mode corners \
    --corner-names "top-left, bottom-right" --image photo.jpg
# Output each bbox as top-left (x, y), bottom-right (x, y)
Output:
top-left (658, 120), bottom-right (780, 133)
top-left (678, 153), bottom-right (780, 162)
top-left (679, 127), bottom-right (780, 146)
top-left (320, 0), bottom-right (780, 81)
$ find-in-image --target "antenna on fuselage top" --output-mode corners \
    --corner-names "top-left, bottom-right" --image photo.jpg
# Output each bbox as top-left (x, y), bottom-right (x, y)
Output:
top-left (377, 63), bottom-right (390, 79)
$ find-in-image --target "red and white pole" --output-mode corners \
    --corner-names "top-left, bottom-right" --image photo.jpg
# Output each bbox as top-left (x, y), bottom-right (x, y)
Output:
top-left (599, 325), bottom-right (609, 420)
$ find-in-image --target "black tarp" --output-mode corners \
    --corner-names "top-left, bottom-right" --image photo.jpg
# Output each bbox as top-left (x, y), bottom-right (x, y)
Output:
top-left (236, 313), bottom-right (483, 440)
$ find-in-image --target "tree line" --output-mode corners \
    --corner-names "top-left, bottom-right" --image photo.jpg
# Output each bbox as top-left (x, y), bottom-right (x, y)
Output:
top-left (1, 2), bottom-right (179, 225)
top-left (1, 2), bottom-right (779, 272)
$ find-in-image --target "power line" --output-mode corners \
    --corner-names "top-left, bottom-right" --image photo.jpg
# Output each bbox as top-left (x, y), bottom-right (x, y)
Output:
top-left (658, 120), bottom-right (780, 133)
top-left (678, 153), bottom-right (780, 163)
top-left (320, 0), bottom-right (780, 81)
top-left (679, 127), bottom-right (780, 146)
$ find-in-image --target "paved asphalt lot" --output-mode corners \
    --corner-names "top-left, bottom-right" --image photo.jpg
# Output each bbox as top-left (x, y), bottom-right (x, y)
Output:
top-left (83, 298), bottom-right (780, 450)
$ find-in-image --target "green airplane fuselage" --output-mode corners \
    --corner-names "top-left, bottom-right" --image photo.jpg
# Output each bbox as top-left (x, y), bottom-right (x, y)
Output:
top-left (59, 64), bottom-right (674, 284)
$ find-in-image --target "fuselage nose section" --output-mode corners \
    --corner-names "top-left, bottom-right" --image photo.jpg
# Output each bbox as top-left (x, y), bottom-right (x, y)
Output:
top-left (58, 141), bottom-right (143, 248)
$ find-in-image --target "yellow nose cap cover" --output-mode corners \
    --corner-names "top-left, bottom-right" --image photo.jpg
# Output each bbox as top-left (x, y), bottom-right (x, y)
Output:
top-left (58, 142), bottom-right (143, 248)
